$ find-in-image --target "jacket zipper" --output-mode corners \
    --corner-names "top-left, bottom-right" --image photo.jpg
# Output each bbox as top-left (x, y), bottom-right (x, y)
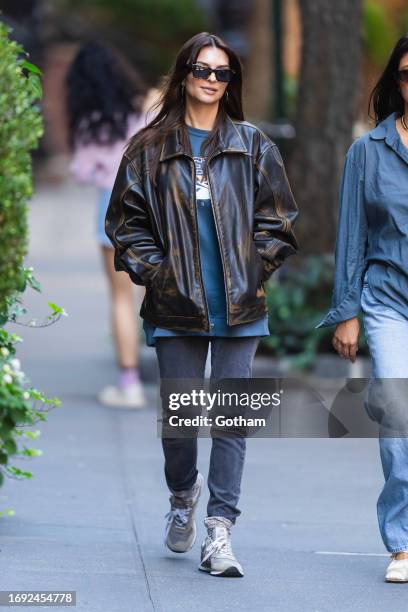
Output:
top-left (189, 157), bottom-right (211, 332)
top-left (207, 159), bottom-right (231, 326)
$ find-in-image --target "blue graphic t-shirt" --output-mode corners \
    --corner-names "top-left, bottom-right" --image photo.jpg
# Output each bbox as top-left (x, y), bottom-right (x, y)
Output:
top-left (143, 125), bottom-right (269, 347)
top-left (192, 132), bottom-right (226, 317)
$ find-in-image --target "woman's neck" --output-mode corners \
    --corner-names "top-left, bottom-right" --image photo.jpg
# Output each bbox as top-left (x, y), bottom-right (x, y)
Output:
top-left (185, 98), bottom-right (219, 131)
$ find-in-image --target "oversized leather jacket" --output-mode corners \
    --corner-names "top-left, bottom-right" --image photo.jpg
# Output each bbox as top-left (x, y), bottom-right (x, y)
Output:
top-left (105, 116), bottom-right (299, 332)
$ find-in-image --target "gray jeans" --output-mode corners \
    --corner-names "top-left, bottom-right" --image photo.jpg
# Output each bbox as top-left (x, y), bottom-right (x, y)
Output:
top-left (155, 335), bottom-right (260, 524)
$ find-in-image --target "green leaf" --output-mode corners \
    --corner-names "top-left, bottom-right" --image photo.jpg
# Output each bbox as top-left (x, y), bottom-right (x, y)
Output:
top-left (47, 302), bottom-right (68, 317)
top-left (24, 430), bottom-right (41, 440)
top-left (20, 60), bottom-right (43, 75)
top-left (4, 439), bottom-right (17, 455)
top-left (6, 466), bottom-right (33, 478)
top-left (29, 389), bottom-right (44, 401)
top-left (26, 273), bottom-right (42, 293)
top-left (0, 508), bottom-right (15, 517)
top-left (21, 447), bottom-right (43, 457)
top-left (29, 75), bottom-right (42, 99)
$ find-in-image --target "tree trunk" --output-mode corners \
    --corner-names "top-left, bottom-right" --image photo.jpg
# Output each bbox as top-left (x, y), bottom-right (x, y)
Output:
top-left (244, 0), bottom-right (272, 120)
top-left (288, 0), bottom-right (363, 254)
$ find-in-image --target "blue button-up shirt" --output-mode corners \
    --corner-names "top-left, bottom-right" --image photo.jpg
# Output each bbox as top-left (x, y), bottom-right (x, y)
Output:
top-left (316, 111), bottom-right (408, 329)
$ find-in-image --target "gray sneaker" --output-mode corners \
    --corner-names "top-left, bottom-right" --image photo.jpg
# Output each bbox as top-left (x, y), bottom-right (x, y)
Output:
top-left (164, 472), bottom-right (204, 553)
top-left (198, 516), bottom-right (244, 577)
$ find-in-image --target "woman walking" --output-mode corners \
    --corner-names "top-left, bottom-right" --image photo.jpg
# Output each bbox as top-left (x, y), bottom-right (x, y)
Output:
top-left (66, 42), bottom-right (148, 408)
top-left (317, 36), bottom-right (408, 582)
top-left (106, 32), bottom-right (298, 577)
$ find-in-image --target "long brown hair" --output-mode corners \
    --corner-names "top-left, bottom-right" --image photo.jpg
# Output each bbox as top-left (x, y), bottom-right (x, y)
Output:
top-left (369, 34), bottom-right (408, 124)
top-left (126, 32), bottom-right (244, 183)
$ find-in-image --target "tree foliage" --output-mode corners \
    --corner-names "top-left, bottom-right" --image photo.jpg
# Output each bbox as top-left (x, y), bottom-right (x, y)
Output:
top-left (0, 22), bottom-right (43, 317)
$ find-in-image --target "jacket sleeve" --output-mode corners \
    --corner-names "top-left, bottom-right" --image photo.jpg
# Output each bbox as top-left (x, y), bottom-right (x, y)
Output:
top-left (253, 143), bottom-right (299, 282)
top-left (104, 154), bottom-right (164, 287)
top-left (315, 144), bottom-right (368, 329)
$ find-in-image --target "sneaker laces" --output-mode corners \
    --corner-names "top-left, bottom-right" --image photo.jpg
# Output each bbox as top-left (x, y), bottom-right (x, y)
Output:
top-left (202, 523), bottom-right (234, 563)
top-left (164, 506), bottom-right (192, 539)
top-left (163, 475), bottom-right (203, 545)
top-left (164, 489), bottom-right (197, 542)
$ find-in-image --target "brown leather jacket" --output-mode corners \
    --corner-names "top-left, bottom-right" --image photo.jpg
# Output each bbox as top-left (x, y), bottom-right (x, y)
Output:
top-left (105, 116), bottom-right (299, 332)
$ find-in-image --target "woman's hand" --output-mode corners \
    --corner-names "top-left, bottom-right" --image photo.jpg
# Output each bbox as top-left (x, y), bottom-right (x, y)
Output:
top-left (332, 317), bottom-right (360, 363)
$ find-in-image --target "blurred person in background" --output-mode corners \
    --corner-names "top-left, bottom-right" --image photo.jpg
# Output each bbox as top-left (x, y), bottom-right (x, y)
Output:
top-left (66, 41), bottom-right (149, 409)
top-left (105, 32), bottom-right (298, 577)
top-left (316, 35), bottom-right (408, 583)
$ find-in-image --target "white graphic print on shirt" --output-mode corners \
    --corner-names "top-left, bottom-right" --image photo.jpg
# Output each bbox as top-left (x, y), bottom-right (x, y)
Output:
top-left (193, 157), bottom-right (210, 200)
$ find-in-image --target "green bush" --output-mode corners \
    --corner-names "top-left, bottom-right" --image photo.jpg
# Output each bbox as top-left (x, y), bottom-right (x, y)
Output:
top-left (0, 329), bottom-right (61, 513)
top-left (261, 255), bottom-right (368, 370)
top-left (0, 23), bottom-right (43, 318)
top-left (0, 22), bottom-right (63, 516)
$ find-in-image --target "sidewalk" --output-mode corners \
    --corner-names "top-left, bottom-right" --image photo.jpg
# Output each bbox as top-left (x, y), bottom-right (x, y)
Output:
top-left (1, 179), bottom-right (406, 611)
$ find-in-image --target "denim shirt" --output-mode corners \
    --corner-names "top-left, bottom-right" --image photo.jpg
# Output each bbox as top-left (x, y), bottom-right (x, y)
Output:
top-left (316, 112), bottom-right (408, 329)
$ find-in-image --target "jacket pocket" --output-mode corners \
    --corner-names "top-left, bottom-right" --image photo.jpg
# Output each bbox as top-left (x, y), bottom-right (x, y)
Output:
top-left (148, 254), bottom-right (169, 291)
top-left (251, 243), bottom-right (265, 285)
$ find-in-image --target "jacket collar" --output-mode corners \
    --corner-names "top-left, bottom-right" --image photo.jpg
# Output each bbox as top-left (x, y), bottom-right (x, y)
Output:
top-left (159, 115), bottom-right (248, 161)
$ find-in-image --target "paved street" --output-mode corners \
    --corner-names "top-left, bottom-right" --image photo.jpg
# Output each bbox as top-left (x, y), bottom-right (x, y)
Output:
top-left (0, 179), bottom-right (406, 611)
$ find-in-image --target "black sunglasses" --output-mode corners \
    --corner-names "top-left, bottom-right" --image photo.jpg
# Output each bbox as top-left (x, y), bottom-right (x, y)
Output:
top-left (396, 69), bottom-right (408, 83)
top-left (188, 63), bottom-right (235, 83)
